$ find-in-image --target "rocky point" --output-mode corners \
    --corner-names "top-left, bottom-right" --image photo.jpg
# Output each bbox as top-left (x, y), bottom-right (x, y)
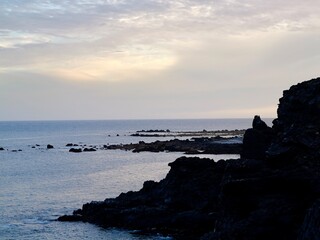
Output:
top-left (58, 77), bottom-right (320, 240)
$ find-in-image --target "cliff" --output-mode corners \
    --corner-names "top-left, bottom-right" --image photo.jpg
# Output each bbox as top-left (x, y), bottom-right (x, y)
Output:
top-left (59, 77), bottom-right (320, 240)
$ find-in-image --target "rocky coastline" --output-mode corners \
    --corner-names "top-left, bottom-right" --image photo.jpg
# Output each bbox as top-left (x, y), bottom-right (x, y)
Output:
top-left (106, 136), bottom-right (242, 154)
top-left (58, 78), bottom-right (320, 240)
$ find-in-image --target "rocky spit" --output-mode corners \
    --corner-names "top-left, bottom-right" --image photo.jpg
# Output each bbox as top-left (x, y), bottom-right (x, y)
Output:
top-left (106, 136), bottom-right (242, 155)
top-left (58, 78), bottom-right (320, 240)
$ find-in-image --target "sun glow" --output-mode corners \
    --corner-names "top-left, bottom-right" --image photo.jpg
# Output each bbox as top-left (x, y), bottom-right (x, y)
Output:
top-left (51, 47), bottom-right (176, 81)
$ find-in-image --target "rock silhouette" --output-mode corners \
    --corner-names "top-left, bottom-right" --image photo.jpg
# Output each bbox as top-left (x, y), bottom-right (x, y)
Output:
top-left (59, 77), bottom-right (320, 240)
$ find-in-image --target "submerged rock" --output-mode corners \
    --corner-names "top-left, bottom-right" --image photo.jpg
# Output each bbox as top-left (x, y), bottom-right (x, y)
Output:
top-left (47, 144), bottom-right (54, 149)
top-left (83, 148), bottom-right (96, 152)
top-left (69, 148), bottom-right (82, 153)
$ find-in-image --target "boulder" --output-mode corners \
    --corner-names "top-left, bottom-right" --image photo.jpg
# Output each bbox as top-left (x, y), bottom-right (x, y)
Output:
top-left (69, 148), bottom-right (82, 153)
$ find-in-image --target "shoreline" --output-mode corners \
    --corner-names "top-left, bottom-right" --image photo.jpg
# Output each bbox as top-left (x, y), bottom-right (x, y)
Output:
top-left (58, 78), bottom-right (320, 240)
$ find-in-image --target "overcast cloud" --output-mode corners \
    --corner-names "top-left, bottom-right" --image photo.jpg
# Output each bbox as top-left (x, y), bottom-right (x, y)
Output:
top-left (1, 0), bottom-right (320, 120)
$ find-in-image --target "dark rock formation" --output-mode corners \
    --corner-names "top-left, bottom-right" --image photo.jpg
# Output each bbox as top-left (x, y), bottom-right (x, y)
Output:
top-left (69, 148), bottom-right (82, 153)
top-left (47, 144), bottom-right (54, 149)
top-left (83, 148), bottom-right (97, 152)
top-left (66, 143), bottom-right (79, 147)
top-left (241, 115), bottom-right (274, 159)
top-left (59, 78), bottom-right (320, 240)
top-left (268, 77), bottom-right (320, 160)
top-left (130, 129), bottom-right (245, 138)
top-left (59, 157), bottom-right (226, 238)
top-left (107, 137), bottom-right (242, 155)
top-left (137, 129), bottom-right (170, 133)
top-left (11, 149), bottom-right (22, 152)
top-left (0, 147), bottom-right (4, 151)
top-left (298, 200), bottom-right (320, 240)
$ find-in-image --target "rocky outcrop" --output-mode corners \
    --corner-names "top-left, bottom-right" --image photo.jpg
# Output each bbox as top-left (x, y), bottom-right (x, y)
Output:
top-left (107, 137), bottom-right (242, 155)
top-left (268, 77), bottom-right (320, 160)
top-left (59, 157), bottom-right (227, 238)
top-left (83, 148), bottom-right (97, 152)
top-left (298, 200), bottom-right (320, 240)
top-left (58, 78), bottom-right (320, 240)
top-left (47, 144), bottom-right (54, 149)
top-left (69, 148), bottom-right (82, 153)
top-left (241, 115), bottom-right (274, 159)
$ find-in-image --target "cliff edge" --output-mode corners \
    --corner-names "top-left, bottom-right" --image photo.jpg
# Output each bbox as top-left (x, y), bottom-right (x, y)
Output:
top-left (59, 78), bottom-right (320, 240)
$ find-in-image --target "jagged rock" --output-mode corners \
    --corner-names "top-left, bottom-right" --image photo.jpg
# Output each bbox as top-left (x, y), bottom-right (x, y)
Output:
top-left (268, 77), bottom-right (320, 159)
top-left (59, 78), bottom-right (320, 240)
top-left (241, 115), bottom-right (274, 159)
top-left (298, 200), bottom-right (320, 240)
top-left (58, 214), bottom-right (83, 222)
top-left (58, 157), bottom-right (227, 238)
top-left (108, 137), bottom-right (242, 155)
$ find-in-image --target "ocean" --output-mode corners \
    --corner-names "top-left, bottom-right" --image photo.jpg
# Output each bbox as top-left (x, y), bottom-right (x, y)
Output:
top-left (0, 119), bottom-right (273, 240)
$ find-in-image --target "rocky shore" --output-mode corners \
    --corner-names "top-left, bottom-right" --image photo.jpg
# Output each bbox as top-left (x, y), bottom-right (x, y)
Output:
top-left (58, 78), bottom-right (320, 240)
top-left (130, 129), bottom-right (245, 138)
top-left (107, 136), bottom-right (242, 154)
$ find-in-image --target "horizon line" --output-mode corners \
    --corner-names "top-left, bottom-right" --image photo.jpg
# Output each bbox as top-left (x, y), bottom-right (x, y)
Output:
top-left (0, 116), bottom-right (277, 122)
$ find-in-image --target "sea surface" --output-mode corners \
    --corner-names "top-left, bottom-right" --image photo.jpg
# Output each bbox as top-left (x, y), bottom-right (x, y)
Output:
top-left (0, 119), bottom-right (273, 240)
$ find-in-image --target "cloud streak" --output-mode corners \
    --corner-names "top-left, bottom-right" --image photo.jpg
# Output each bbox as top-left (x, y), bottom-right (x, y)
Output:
top-left (1, 0), bottom-right (320, 119)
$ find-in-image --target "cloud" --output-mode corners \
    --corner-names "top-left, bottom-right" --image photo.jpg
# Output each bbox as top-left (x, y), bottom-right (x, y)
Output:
top-left (1, 0), bottom-right (320, 119)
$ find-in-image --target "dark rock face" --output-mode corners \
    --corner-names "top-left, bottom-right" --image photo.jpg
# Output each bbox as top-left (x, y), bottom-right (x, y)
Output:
top-left (241, 115), bottom-right (274, 159)
top-left (107, 137), bottom-right (242, 155)
top-left (59, 78), bottom-right (320, 240)
top-left (268, 77), bottom-right (320, 159)
top-left (298, 200), bottom-right (320, 240)
top-left (59, 157), bottom-right (227, 238)
top-left (0, 147), bottom-right (4, 151)
top-left (47, 144), bottom-right (54, 149)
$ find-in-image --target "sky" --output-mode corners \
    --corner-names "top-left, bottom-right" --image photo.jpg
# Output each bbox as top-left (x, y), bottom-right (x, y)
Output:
top-left (0, 0), bottom-right (320, 121)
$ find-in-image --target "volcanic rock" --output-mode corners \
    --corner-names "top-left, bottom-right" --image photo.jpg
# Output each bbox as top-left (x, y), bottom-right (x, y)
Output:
top-left (241, 115), bottom-right (274, 160)
top-left (59, 78), bottom-right (320, 240)
top-left (83, 148), bottom-right (96, 152)
top-left (268, 77), bottom-right (320, 160)
top-left (69, 148), bottom-right (82, 153)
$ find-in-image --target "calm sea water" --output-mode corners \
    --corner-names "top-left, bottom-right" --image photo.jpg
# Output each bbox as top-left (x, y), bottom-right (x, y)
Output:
top-left (0, 119), bottom-right (273, 240)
